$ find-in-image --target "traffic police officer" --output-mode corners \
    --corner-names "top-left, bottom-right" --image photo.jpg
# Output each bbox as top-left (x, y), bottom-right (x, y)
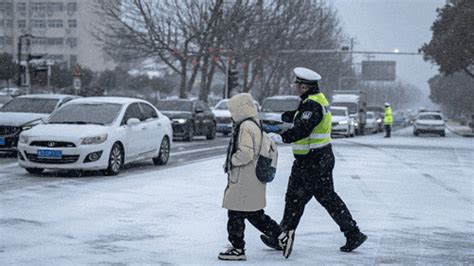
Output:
top-left (384, 102), bottom-right (393, 138)
top-left (261, 67), bottom-right (367, 258)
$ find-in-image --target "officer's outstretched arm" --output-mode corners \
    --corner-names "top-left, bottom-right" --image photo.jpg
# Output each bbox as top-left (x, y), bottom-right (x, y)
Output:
top-left (282, 110), bottom-right (297, 123)
top-left (280, 101), bottom-right (323, 143)
top-left (231, 123), bottom-right (255, 167)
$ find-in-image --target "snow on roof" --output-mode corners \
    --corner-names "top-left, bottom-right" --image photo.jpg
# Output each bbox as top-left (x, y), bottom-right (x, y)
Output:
top-left (69, 96), bottom-right (149, 105)
top-left (18, 94), bottom-right (77, 100)
top-left (266, 95), bottom-right (300, 100)
top-left (332, 94), bottom-right (359, 102)
top-left (330, 106), bottom-right (348, 110)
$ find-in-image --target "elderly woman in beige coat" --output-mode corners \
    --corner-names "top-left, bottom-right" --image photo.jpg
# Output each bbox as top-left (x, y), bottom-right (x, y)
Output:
top-left (218, 93), bottom-right (281, 261)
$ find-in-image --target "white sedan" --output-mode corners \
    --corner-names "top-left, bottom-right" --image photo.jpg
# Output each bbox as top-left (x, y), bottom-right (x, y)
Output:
top-left (17, 97), bottom-right (173, 175)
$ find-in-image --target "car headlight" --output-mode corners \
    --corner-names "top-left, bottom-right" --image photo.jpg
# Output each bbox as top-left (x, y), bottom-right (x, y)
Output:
top-left (376, 118), bottom-right (382, 123)
top-left (339, 120), bottom-right (348, 125)
top-left (19, 134), bottom-right (29, 144)
top-left (172, 118), bottom-right (187, 124)
top-left (81, 134), bottom-right (108, 145)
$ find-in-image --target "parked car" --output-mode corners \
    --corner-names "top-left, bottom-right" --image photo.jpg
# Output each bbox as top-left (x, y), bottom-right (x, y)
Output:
top-left (0, 87), bottom-right (25, 97)
top-left (157, 99), bottom-right (216, 141)
top-left (0, 94), bottom-right (12, 108)
top-left (17, 97), bottom-right (173, 175)
top-left (0, 94), bottom-right (78, 153)
top-left (212, 99), bottom-right (260, 136)
top-left (259, 95), bottom-right (300, 133)
top-left (330, 106), bottom-right (355, 138)
top-left (365, 111), bottom-right (378, 134)
top-left (413, 112), bottom-right (446, 137)
top-left (367, 106), bottom-right (384, 132)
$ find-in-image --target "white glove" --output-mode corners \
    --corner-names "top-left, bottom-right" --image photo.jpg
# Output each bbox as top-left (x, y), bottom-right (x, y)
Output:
top-left (268, 133), bottom-right (283, 144)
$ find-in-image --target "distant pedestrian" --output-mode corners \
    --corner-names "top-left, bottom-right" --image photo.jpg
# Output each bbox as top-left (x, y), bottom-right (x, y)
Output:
top-left (260, 67), bottom-right (367, 259)
top-left (219, 93), bottom-right (281, 261)
top-left (384, 103), bottom-right (393, 138)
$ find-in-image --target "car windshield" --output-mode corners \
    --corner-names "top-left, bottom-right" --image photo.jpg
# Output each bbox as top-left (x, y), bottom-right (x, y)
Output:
top-left (418, 114), bottom-right (442, 120)
top-left (48, 103), bottom-right (122, 125)
top-left (261, 99), bottom-right (300, 112)
top-left (331, 108), bottom-right (346, 116)
top-left (367, 113), bottom-right (375, 119)
top-left (331, 102), bottom-right (358, 114)
top-left (0, 97), bottom-right (59, 114)
top-left (0, 95), bottom-right (12, 105)
top-left (215, 101), bottom-right (228, 110)
top-left (157, 101), bottom-right (193, 112)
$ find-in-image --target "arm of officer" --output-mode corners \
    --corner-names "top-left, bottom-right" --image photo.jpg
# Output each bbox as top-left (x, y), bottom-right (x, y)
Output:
top-left (231, 122), bottom-right (255, 166)
top-left (281, 110), bottom-right (297, 123)
top-left (280, 101), bottom-right (323, 143)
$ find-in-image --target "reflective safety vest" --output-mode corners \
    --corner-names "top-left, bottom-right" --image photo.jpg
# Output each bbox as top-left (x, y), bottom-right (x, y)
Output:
top-left (292, 93), bottom-right (332, 155)
top-left (384, 107), bottom-right (393, 125)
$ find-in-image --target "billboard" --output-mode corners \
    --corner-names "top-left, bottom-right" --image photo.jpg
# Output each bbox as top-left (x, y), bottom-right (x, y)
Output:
top-left (361, 61), bottom-right (396, 81)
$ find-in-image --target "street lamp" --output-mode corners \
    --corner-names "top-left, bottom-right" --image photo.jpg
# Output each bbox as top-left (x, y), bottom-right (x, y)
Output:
top-left (17, 34), bottom-right (35, 92)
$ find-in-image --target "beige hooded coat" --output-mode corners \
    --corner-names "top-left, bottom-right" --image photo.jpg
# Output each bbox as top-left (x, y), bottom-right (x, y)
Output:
top-left (222, 93), bottom-right (268, 211)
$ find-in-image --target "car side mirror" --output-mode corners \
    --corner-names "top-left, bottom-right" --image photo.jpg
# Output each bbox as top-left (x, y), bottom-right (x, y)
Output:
top-left (127, 118), bottom-right (140, 126)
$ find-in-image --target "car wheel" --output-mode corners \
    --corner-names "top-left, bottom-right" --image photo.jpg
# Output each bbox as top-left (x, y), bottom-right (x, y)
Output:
top-left (206, 123), bottom-right (216, 140)
top-left (184, 123), bottom-right (194, 141)
top-left (26, 168), bottom-right (44, 175)
top-left (440, 131), bottom-right (446, 137)
top-left (153, 136), bottom-right (170, 165)
top-left (414, 130), bottom-right (419, 136)
top-left (103, 143), bottom-right (123, 176)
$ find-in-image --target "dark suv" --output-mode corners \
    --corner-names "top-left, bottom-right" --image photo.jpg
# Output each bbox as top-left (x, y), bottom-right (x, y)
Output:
top-left (156, 99), bottom-right (216, 141)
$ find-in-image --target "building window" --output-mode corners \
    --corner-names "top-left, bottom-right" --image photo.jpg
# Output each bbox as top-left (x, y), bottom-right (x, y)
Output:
top-left (67, 2), bottom-right (77, 13)
top-left (70, 55), bottom-right (78, 66)
top-left (48, 38), bottom-right (64, 45)
top-left (32, 37), bottom-right (47, 45)
top-left (17, 2), bottom-right (27, 13)
top-left (0, 2), bottom-right (13, 12)
top-left (31, 20), bottom-right (46, 28)
top-left (31, 3), bottom-right (47, 12)
top-left (18, 20), bottom-right (27, 28)
top-left (67, 37), bottom-right (78, 48)
top-left (68, 19), bottom-right (77, 28)
top-left (48, 20), bottom-right (63, 28)
top-left (47, 3), bottom-right (64, 12)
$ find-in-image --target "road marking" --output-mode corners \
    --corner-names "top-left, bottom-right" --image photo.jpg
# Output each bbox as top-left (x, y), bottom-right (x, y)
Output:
top-left (171, 145), bottom-right (227, 156)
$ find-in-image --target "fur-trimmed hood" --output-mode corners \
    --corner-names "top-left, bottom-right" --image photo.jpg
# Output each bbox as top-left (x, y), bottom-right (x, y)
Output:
top-left (228, 93), bottom-right (259, 123)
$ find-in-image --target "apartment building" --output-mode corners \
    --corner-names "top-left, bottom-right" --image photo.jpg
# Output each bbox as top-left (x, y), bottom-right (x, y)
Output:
top-left (0, 0), bottom-right (114, 71)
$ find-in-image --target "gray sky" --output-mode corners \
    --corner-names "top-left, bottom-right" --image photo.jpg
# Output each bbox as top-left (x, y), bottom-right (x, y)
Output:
top-left (332, 0), bottom-right (446, 94)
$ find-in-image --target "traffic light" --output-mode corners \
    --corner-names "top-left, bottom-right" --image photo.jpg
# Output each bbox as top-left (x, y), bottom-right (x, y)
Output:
top-left (227, 68), bottom-right (238, 90)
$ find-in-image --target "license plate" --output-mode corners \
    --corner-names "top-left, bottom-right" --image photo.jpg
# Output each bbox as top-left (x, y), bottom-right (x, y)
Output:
top-left (37, 149), bottom-right (62, 159)
top-left (0, 137), bottom-right (5, 146)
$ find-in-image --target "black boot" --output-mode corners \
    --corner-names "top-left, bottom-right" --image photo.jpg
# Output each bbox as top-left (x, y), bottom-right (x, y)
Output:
top-left (260, 234), bottom-right (283, 251)
top-left (340, 232), bottom-right (367, 252)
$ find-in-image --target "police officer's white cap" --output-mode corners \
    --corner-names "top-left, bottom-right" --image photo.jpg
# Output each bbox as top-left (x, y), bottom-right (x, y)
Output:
top-left (385, 102), bottom-right (390, 106)
top-left (294, 67), bottom-right (321, 84)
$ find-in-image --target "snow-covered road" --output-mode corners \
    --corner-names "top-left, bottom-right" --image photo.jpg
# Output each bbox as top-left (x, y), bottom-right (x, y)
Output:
top-left (1, 127), bottom-right (472, 264)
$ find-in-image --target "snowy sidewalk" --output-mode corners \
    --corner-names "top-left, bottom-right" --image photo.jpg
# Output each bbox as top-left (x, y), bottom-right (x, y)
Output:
top-left (1, 140), bottom-right (473, 264)
top-left (447, 121), bottom-right (474, 137)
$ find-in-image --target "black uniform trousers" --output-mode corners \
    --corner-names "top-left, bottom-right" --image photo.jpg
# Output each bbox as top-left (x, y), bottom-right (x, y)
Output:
top-left (280, 145), bottom-right (359, 237)
top-left (385, 124), bottom-right (391, 137)
top-left (227, 209), bottom-right (281, 249)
